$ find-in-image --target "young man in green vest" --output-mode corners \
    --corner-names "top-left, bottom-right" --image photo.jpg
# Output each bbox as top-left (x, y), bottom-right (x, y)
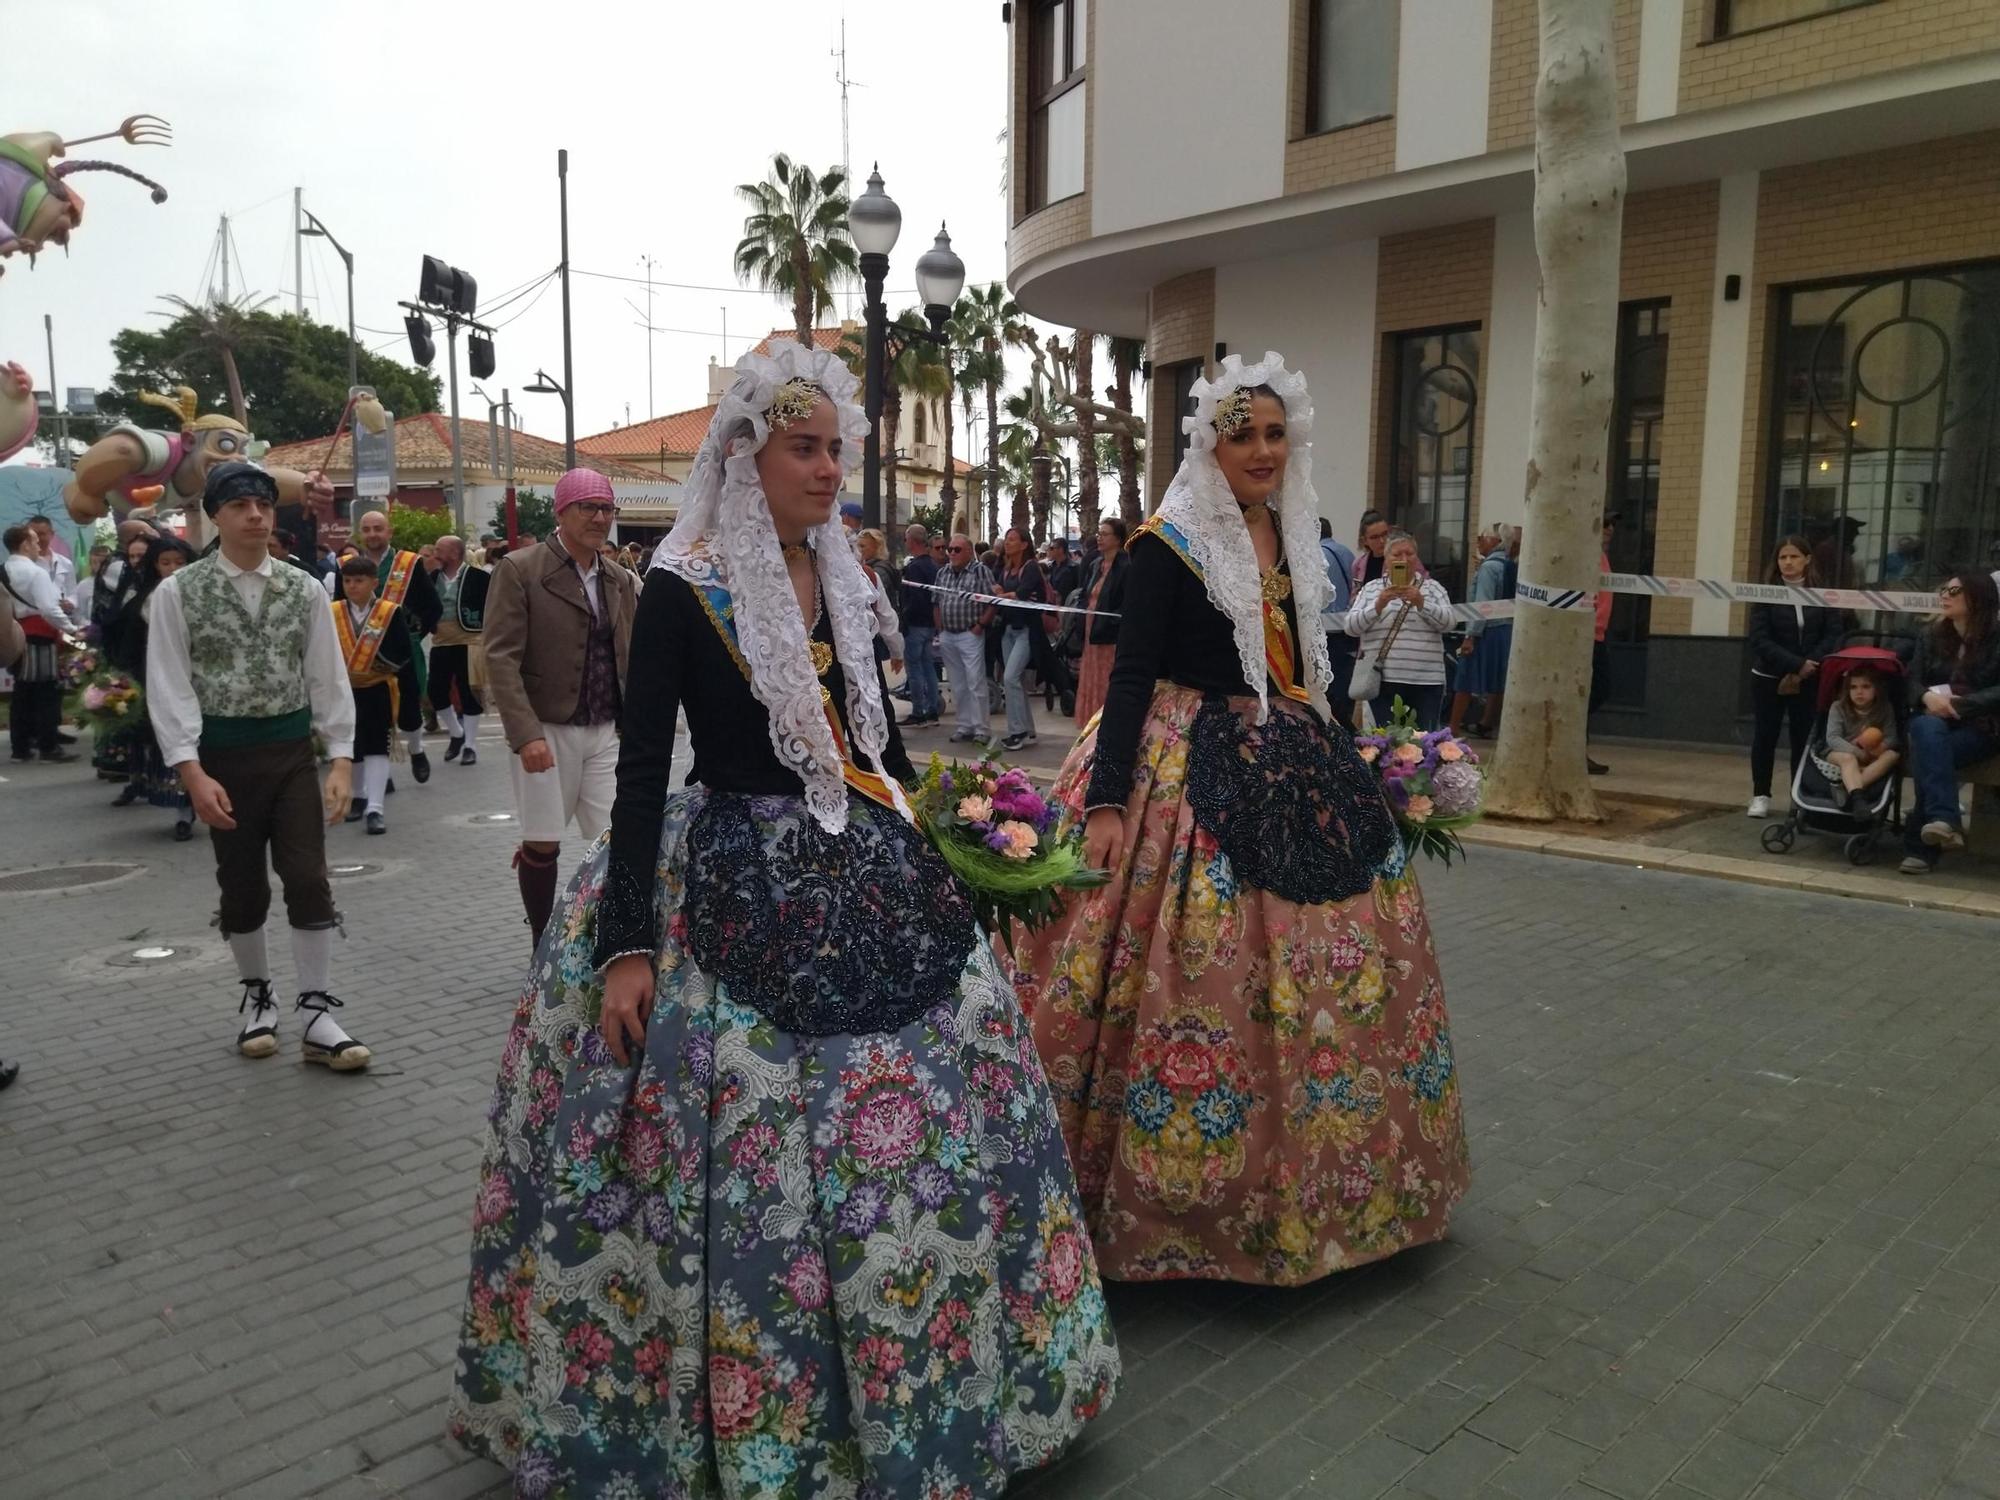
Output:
top-left (147, 462), bottom-right (373, 1071)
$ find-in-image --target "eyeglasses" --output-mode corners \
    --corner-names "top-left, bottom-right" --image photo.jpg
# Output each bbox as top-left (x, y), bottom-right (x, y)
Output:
top-left (947, 545), bottom-right (969, 554)
top-left (1939, 584), bottom-right (1965, 598)
top-left (571, 503), bottom-right (618, 518)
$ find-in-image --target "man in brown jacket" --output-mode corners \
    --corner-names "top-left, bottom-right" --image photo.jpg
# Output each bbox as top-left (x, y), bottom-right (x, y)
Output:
top-left (482, 469), bottom-right (638, 946)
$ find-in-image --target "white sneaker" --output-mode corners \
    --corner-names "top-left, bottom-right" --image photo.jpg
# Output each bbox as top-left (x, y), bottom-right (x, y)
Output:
top-left (1746, 796), bottom-right (1771, 819)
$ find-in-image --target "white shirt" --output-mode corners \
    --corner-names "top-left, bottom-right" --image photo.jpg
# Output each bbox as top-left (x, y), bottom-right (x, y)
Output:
top-left (864, 565), bottom-right (904, 659)
top-left (3, 553), bottom-right (82, 633)
top-left (37, 549), bottom-right (76, 597)
top-left (147, 551), bottom-right (356, 768)
top-left (1346, 576), bottom-right (1459, 686)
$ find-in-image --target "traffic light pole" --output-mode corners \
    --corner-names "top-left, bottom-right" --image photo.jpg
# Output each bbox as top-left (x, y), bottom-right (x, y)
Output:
top-left (400, 300), bottom-right (493, 533)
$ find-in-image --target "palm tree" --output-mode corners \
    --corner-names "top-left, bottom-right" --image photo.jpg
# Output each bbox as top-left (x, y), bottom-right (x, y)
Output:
top-left (1002, 381), bottom-right (1052, 539)
top-left (953, 284), bottom-right (1031, 539)
top-left (159, 292), bottom-right (277, 427)
top-left (1071, 331), bottom-right (1100, 537)
top-left (734, 154), bottom-right (858, 346)
top-left (1108, 336), bottom-right (1146, 520)
top-left (882, 314), bottom-right (952, 535)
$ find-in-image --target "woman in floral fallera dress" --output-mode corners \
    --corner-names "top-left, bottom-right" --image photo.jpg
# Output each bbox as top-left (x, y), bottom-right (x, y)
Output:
top-left (447, 343), bottom-right (1118, 1500)
top-left (1011, 352), bottom-right (1471, 1286)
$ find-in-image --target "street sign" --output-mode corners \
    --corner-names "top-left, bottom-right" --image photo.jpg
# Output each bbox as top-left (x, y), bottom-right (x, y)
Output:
top-left (353, 402), bottom-right (395, 499)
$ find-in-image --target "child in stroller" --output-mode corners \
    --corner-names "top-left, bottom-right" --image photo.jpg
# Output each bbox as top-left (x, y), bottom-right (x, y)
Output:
top-left (1761, 645), bottom-right (1908, 865)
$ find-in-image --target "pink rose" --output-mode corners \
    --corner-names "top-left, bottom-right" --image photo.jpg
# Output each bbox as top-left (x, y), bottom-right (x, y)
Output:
top-left (1045, 1228), bottom-right (1086, 1303)
top-left (784, 1249), bottom-right (831, 1311)
top-left (998, 820), bottom-right (1039, 859)
top-left (849, 1090), bottom-right (925, 1169)
top-left (1392, 743), bottom-right (1424, 765)
top-left (957, 794), bottom-right (993, 823)
top-left (1404, 795), bottom-right (1434, 823)
top-left (1437, 741), bottom-right (1465, 762)
top-left (708, 1355), bottom-right (765, 1439)
top-left (1358, 745), bottom-right (1379, 763)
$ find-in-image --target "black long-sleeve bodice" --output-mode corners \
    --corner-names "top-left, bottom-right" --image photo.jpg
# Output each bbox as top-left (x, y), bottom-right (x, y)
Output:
top-left (594, 568), bottom-right (917, 967)
top-left (1084, 528), bottom-right (1306, 811)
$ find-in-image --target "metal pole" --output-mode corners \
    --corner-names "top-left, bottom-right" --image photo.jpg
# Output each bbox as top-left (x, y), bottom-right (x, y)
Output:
top-left (294, 189), bottom-right (303, 315)
top-left (860, 249), bottom-right (888, 530)
top-left (344, 250), bottom-right (358, 391)
top-left (446, 317), bottom-right (465, 531)
top-left (558, 149), bottom-right (576, 469)
top-left (43, 313), bottom-right (66, 462)
top-left (502, 389), bottom-right (518, 547)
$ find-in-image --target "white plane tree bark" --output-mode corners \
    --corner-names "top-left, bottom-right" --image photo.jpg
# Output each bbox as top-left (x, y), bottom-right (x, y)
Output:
top-left (1485, 0), bottom-right (1626, 822)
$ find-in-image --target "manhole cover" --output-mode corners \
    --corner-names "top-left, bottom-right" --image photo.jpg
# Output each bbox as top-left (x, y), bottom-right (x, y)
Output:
top-left (329, 862), bottom-right (381, 878)
top-left (0, 863), bottom-right (143, 895)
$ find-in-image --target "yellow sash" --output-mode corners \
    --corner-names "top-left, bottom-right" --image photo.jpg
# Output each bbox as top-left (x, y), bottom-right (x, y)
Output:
top-left (1137, 514), bottom-right (1310, 703)
top-left (335, 597), bottom-right (401, 688)
top-left (378, 549), bottom-right (419, 610)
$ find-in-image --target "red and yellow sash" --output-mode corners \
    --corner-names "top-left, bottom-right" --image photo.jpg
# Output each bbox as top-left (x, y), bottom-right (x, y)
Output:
top-left (377, 549), bottom-right (419, 610)
top-left (1135, 514), bottom-right (1310, 703)
top-left (335, 598), bottom-right (401, 688)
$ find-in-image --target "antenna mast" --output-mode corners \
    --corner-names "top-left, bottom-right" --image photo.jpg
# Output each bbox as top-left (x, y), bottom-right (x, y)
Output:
top-left (835, 14), bottom-right (855, 320)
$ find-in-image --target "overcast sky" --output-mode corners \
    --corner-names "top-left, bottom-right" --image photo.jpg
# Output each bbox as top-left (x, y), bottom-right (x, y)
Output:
top-left (5, 0), bottom-right (1015, 446)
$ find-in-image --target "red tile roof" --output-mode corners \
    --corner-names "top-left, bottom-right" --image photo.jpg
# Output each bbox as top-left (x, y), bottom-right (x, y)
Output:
top-left (747, 324), bottom-right (860, 358)
top-left (261, 412), bottom-right (662, 484)
top-left (575, 403), bottom-right (718, 459)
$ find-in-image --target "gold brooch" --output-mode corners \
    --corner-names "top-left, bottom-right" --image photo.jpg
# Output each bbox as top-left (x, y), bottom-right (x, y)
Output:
top-left (782, 542), bottom-right (812, 566)
top-left (1212, 389), bottom-right (1253, 437)
top-left (768, 379), bottom-right (820, 430)
top-left (1261, 567), bottom-right (1292, 603)
top-left (809, 640), bottom-right (835, 676)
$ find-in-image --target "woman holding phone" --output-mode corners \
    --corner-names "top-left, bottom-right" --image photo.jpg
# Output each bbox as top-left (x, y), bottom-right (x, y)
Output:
top-left (1346, 531), bottom-right (1457, 729)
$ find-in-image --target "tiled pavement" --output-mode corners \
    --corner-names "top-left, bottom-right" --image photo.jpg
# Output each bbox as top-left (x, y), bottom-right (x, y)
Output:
top-left (3, 728), bottom-right (1999, 1500)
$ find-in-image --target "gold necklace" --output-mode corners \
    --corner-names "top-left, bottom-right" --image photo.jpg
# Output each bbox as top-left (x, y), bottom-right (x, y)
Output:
top-left (781, 541), bottom-right (812, 566)
top-left (1241, 502), bottom-right (1271, 526)
top-left (1261, 565), bottom-right (1292, 603)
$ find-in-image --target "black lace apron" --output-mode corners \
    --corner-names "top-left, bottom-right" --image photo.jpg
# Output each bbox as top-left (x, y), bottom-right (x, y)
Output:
top-left (1184, 696), bottom-right (1399, 906)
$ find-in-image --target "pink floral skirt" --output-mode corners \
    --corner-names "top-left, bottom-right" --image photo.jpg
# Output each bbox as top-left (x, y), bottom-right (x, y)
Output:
top-left (1073, 643), bottom-right (1116, 728)
top-left (1010, 684), bottom-right (1471, 1285)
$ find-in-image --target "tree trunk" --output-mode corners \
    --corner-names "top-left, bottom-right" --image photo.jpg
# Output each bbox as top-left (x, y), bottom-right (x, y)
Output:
top-left (1029, 436), bottom-right (1051, 541)
top-left (792, 246), bottom-right (814, 346)
top-left (1075, 332), bottom-right (1100, 537)
top-left (1112, 342), bottom-right (1141, 522)
top-left (1485, 0), bottom-right (1625, 823)
top-left (985, 364), bottom-right (1003, 545)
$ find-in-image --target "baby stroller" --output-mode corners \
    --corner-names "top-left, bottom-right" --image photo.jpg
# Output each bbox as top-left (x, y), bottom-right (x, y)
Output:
top-left (1760, 643), bottom-right (1907, 865)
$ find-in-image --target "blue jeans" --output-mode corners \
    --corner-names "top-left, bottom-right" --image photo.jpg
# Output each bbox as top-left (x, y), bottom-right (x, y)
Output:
top-left (903, 625), bottom-right (940, 717)
top-left (1002, 625), bottom-right (1037, 739)
top-left (1902, 712), bottom-right (2000, 860)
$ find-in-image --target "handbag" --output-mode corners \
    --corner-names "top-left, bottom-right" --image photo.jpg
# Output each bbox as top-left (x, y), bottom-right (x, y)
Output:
top-left (1348, 593), bottom-right (1413, 702)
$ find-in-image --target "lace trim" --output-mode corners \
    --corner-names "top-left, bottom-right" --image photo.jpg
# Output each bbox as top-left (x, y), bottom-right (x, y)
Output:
top-left (682, 793), bottom-right (974, 1035)
top-left (1157, 351), bottom-right (1334, 723)
top-left (1183, 696), bottom-right (1396, 905)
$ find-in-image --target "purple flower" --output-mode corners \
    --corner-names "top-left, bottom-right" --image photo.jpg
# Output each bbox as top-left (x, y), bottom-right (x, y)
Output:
top-left (911, 1162), bottom-right (955, 1211)
top-left (515, 1451), bottom-right (559, 1499)
top-left (640, 1193), bottom-right (676, 1244)
top-left (1431, 760), bottom-right (1483, 817)
top-left (837, 1181), bottom-right (888, 1237)
top-left (583, 1181), bottom-right (635, 1231)
top-left (684, 1030), bottom-right (715, 1086)
top-left (984, 830), bottom-right (1012, 852)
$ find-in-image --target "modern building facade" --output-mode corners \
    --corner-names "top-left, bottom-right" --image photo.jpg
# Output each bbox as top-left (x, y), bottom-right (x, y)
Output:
top-left (1004, 0), bottom-right (2000, 740)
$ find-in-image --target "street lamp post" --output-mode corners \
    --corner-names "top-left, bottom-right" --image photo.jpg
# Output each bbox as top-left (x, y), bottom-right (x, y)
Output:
top-left (557, 150), bottom-right (576, 470)
top-left (847, 166), bottom-right (965, 530)
top-left (299, 210), bottom-right (358, 390)
top-left (524, 369), bottom-right (572, 482)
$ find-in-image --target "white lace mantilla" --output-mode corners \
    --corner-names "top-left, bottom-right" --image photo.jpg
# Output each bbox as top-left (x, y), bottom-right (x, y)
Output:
top-left (1155, 350), bottom-right (1334, 721)
top-left (651, 344), bottom-right (898, 834)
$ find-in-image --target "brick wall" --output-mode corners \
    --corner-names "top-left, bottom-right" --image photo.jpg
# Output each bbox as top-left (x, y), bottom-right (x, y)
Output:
top-left (1144, 270), bottom-right (1217, 509)
top-left (1283, 0), bottom-right (1400, 193)
top-left (1489, 0), bottom-right (1641, 153)
top-left (1731, 129), bottom-right (2000, 586)
top-left (1678, 0), bottom-right (2000, 115)
top-left (1614, 182), bottom-right (1721, 636)
top-left (1004, 0), bottom-right (1095, 270)
top-left (1368, 220), bottom-right (1498, 518)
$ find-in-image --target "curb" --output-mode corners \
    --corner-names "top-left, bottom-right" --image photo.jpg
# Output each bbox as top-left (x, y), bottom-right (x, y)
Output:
top-left (1462, 822), bottom-right (2000, 921)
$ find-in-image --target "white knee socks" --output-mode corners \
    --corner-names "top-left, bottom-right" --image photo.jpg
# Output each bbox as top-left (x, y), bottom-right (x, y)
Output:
top-left (228, 927), bottom-right (269, 982)
top-left (437, 706), bottom-right (462, 737)
top-left (459, 713), bottom-right (480, 744)
top-left (361, 755), bottom-right (391, 813)
top-left (404, 728), bottom-right (426, 756)
top-left (291, 926), bottom-right (353, 1048)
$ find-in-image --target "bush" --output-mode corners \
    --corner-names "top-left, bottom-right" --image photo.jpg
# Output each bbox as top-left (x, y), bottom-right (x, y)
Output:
top-left (489, 488), bottom-right (556, 542)
top-left (387, 506), bottom-right (459, 553)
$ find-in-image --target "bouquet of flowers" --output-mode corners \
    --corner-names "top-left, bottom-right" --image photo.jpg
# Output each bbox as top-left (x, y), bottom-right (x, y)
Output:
top-left (1353, 699), bottom-right (1484, 865)
top-left (911, 753), bottom-right (1108, 952)
top-left (58, 647), bottom-right (101, 691)
top-left (77, 670), bottom-right (144, 731)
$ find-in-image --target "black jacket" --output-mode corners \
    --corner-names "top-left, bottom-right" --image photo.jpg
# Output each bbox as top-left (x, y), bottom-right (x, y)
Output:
top-left (1910, 628), bottom-right (2000, 733)
top-left (1746, 601), bottom-right (1843, 677)
top-left (1080, 550), bottom-right (1130, 647)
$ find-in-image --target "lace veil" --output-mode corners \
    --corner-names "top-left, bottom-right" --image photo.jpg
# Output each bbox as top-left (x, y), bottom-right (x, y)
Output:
top-left (651, 344), bottom-right (895, 834)
top-left (1154, 350), bottom-right (1333, 721)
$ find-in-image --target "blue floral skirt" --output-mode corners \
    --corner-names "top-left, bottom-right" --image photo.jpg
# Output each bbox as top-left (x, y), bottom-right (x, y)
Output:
top-left (447, 790), bottom-right (1120, 1499)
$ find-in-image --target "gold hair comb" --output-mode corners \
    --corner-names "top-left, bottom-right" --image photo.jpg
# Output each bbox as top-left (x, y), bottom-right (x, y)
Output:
top-left (768, 379), bottom-right (820, 430)
top-left (1212, 388), bottom-right (1253, 438)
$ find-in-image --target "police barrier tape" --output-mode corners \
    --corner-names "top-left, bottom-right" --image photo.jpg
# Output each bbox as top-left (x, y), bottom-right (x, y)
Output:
top-left (905, 573), bottom-right (1945, 626)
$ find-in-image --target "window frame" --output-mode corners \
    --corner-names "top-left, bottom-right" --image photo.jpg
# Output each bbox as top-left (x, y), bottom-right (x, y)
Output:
top-left (1385, 323), bottom-right (1482, 604)
top-left (1301, 0), bottom-right (1396, 141)
top-left (1027, 0), bottom-right (1088, 213)
top-left (1710, 0), bottom-right (1880, 43)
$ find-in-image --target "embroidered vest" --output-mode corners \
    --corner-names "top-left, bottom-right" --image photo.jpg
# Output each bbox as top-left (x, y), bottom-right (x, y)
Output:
top-left (177, 556), bottom-right (315, 719)
top-left (568, 580), bottom-right (621, 727)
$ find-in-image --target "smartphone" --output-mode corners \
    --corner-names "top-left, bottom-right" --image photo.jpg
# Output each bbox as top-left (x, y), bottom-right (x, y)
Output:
top-left (1388, 556), bottom-right (1412, 589)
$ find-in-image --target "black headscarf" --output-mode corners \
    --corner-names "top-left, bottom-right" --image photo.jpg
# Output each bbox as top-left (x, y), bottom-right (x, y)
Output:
top-left (201, 461), bottom-right (280, 517)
